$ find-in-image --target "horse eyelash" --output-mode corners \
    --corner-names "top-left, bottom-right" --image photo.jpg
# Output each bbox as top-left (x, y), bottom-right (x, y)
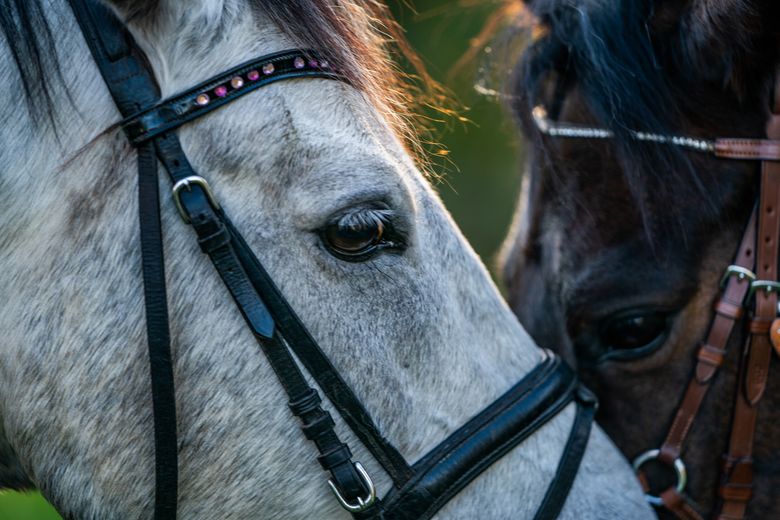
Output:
top-left (336, 207), bottom-right (394, 232)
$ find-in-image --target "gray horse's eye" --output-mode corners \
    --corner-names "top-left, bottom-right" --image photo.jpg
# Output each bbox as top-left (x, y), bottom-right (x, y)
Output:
top-left (320, 208), bottom-right (402, 262)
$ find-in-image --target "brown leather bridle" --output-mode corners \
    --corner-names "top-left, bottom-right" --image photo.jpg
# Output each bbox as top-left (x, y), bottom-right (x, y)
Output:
top-left (532, 71), bottom-right (780, 520)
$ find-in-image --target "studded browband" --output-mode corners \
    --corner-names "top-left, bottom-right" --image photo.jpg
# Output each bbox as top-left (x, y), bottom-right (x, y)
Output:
top-left (122, 50), bottom-right (341, 146)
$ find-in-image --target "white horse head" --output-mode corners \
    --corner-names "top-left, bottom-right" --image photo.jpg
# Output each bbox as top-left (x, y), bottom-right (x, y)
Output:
top-left (0, 0), bottom-right (653, 518)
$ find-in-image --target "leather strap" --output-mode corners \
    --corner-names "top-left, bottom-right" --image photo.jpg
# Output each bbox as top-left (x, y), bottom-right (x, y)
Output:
top-left (635, 207), bottom-right (756, 520)
top-left (373, 355), bottom-right (593, 520)
top-left (149, 81), bottom-right (384, 520)
top-left (68, 0), bottom-right (159, 115)
top-left (657, 207), bottom-right (756, 465)
top-left (716, 95), bottom-right (780, 518)
top-left (714, 138), bottom-right (780, 161)
top-left (223, 216), bottom-right (415, 484)
top-left (68, 0), bottom-right (375, 513)
top-left (137, 141), bottom-right (179, 518)
top-left (660, 488), bottom-right (705, 520)
top-left (532, 387), bottom-right (597, 520)
top-left (641, 70), bottom-right (780, 520)
top-left (68, 2), bottom-right (180, 516)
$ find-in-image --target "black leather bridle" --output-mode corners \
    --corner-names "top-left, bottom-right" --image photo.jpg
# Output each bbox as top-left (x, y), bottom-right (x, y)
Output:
top-left (66, 1), bottom-right (597, 518)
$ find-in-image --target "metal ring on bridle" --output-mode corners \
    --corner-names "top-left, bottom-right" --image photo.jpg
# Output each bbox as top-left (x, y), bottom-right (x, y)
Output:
top-left (172, 175), bottom-right (221, 224)
top-left (632, 449), bottom-right (688, 506)
top-left (327, 462), bottom-right (377, 513)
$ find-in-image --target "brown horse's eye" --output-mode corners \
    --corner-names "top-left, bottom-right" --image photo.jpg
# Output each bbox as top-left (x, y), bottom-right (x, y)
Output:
top-left (600, 312), bottom-right (669, 352)
top-left (325, 219), bottom-right (383, 255)
top-left (320, 207), bottom-right (404, 262)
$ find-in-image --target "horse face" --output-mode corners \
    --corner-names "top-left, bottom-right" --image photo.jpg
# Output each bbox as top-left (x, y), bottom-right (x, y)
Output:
top-left (501, 83), bottom-right (764, 519)
top-left (503, 83), bottom-right (754, 377)
top-left (500, 0), bottom-right (780, 514)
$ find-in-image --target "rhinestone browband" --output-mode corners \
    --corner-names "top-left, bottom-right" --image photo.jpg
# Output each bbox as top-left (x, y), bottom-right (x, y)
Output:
top-left (122, 50), bottom-right (343, 146)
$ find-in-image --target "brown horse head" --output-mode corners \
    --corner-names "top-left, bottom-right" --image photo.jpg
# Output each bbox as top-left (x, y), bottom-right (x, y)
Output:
top-left (500, 0), bottom-right (780, 516)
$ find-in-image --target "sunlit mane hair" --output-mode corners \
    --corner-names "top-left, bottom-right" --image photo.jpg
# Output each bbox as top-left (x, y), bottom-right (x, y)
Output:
top-left (249, 0), bottom-right (440, 162)
top-left (1, 0), bottom-right (441, 163)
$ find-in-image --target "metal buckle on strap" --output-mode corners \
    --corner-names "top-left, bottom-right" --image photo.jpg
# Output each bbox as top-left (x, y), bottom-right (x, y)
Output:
top-left (747, 280), bottom-right (780, 298)
top-left (172, 175), bottom-right (221, 224)
top-left (328, 462), bottom-right (377, 513)
top-left (747, 280), bottom-right (780, 314)
top-left (720, 265), bottom-right (756, 288)
top-left (633, 449), bottom-right (688, 506)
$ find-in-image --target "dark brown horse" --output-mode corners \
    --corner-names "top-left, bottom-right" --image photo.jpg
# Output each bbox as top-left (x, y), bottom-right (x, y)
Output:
top-left (498, 0), bottom-right (780, 518)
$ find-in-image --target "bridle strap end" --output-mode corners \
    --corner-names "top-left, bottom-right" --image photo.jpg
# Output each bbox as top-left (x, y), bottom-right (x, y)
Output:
top-left (713, 138), bottom-right (780, 161)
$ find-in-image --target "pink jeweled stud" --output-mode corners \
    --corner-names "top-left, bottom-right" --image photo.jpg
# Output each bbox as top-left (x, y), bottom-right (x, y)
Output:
top-left (195, 93), bottom-right (210, 106)
top-left (247, 70), bottom-right (260, 81)
top-left (319, 59), bottom-right (329, 69)
top-left (308, 59), bottom-right (319, 68)
top-left (262, 63), bottom-right (275, 75)
top-left (293, 57), bottom-right (305, 69)
top-left (231, 76), bottom-right (244, 89)
top-left (214, 85), bottom-right (228, 97)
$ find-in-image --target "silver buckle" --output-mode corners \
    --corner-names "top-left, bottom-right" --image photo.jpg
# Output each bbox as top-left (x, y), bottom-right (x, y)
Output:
top-left (171, 175), bottom-right (221, 224)
top-left (719, 265), bottom-right (756, 288)
top-left (632, 449), bottom-right (688, 506)
top-left (328, 462), bottom-right (377, 513)
top-left (748, 280), bottom-right (780, 299)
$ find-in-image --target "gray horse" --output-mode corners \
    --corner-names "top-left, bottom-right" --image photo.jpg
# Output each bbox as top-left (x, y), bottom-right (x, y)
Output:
top-left (0, 0), bottom-right (653, 518)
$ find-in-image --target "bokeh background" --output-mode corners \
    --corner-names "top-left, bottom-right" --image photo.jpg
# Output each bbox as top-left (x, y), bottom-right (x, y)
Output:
top-left (0, 1), bottom-right (524, 517)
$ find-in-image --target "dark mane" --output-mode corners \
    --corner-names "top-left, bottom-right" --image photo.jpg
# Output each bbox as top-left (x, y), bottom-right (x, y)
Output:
top-left (0, 0), bottom-right (66, 128)
top-left (508, 0), bottom-right (778, 225)
top-left (1, 0), bottom-right (437, 158)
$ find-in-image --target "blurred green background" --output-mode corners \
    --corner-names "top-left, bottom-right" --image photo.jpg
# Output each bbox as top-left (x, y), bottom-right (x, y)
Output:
top-left (392, 1), bottom-right (523, 269)
top-left (0, 1), bottom-right (522, 518)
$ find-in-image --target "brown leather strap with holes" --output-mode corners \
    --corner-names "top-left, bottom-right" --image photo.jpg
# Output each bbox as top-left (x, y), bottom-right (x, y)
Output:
top-left (633, 208), bottom-right (756, 520)
top-left (653, 209), bottom-right (756, 467)
top-left (714, 139), bottom-right (780, 161)
top-left (638, 69), bottom-right (780, 520)
top-left (716, 89), bottom-right (780, 518)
